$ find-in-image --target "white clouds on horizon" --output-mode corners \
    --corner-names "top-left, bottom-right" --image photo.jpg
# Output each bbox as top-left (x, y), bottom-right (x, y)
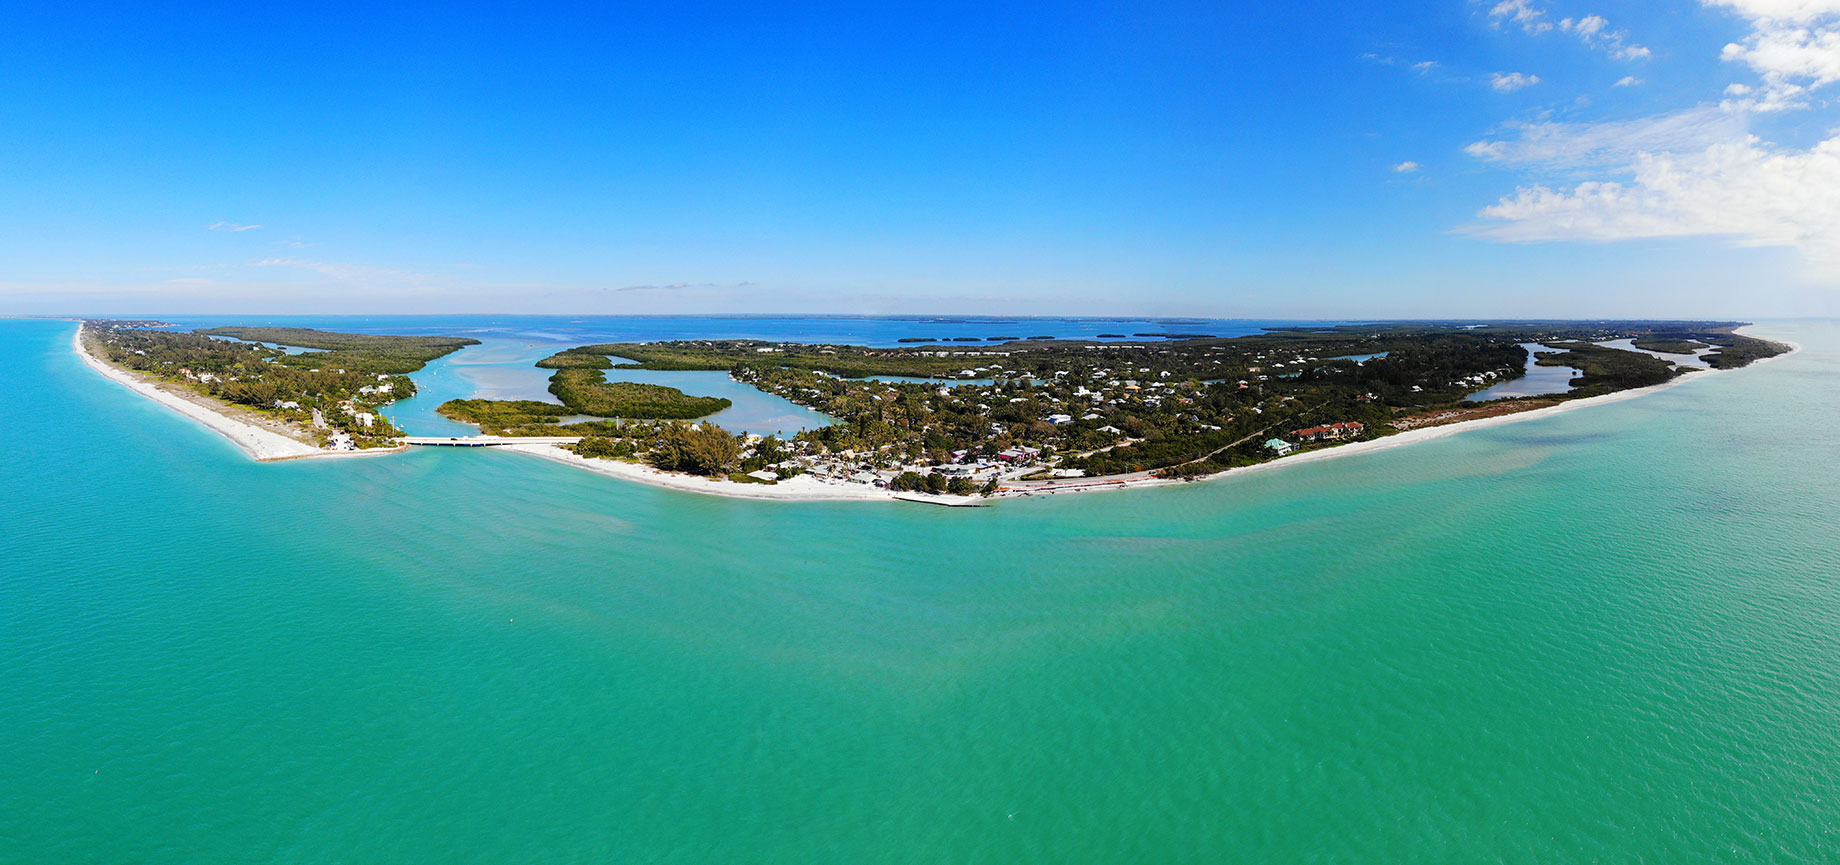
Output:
top-left (1394, 161), bottom-right (1423, 172)
top-left (207, 221), bottom-right (261, 232)
top-left (249, 257), bottom-right (442, 291)
top-left (1466, 135), bottom-right (1840, 275)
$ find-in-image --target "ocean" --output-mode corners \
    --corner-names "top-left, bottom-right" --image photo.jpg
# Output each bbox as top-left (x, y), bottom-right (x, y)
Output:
top-left (4, 316), bottom-right (1838, 863)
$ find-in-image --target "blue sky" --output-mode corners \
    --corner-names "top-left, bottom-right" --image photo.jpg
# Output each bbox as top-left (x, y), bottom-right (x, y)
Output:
top-left (3, 0), bottom-right (1837, 317)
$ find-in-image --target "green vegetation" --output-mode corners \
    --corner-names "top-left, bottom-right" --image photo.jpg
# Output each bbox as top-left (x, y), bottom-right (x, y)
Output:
top-left (535, 351), bottom-right (615, 369)
top-left (196, 327), bottom-right (478, 374)
top-left (85, 323), bottom-right (435, 449)
top-left (436, 399), bottom-right (573, 435)
top-left (1530, 342), bottom-right (1679, 396)
top-left (547, 368), bottom-right (730, 419)
top-left (1700, 334), bottom-right (1794, 369)
top-left (1631, 337), bottom-right (1709, 355)
top-left (641, 422), bottom-right (742, 475)
top-left (572, 435), bottom-right (638, 460)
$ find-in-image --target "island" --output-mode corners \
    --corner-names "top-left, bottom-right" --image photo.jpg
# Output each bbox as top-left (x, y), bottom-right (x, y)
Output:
top-left (78, 321), bottom-right (479, 458)
top-left (427, 321), bottom-right (1789, 500)
top-left (76, 318), bottom-right (1793, 501)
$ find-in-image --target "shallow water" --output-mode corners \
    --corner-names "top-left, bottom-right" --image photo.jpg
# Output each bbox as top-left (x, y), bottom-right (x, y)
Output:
top-left (7, 318), bottom-right (1840, 864)
top-left (382, 339), bottom-right (831, 438)
top-left (1467, 342), bottom-right (1583, 401)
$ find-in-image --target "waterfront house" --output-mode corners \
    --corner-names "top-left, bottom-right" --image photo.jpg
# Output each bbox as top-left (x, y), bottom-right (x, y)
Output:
top-left (1292, 421), bottom-right (1364, 443)
top-left (1264, 439), bottom-right (1296, 455)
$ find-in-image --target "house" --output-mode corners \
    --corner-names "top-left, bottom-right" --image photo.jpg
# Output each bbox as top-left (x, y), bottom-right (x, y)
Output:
top-left (996, 446), bottom-right (1042, 463)
top-left (1264, 439), bottom-right (1296, 455)
top-left (1292, 421), bottom-right (1364, 443)
top-left (1046, 414), bottom-right (1073, 425)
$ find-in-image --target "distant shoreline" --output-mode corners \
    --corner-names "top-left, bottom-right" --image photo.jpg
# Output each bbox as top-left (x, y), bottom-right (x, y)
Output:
top-left (72, 319), bottom-right (1797, 503)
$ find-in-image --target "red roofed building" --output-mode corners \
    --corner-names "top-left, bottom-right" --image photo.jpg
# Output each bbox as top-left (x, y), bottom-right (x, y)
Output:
top-left (1292, 421), bottom-right (1364, 443)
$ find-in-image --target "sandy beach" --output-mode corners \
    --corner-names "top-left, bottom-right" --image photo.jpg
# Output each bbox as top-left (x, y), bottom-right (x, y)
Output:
top-left (71, 322), bottom-right (398, 462)
top-left (496, 442), bottom-right (903, 501)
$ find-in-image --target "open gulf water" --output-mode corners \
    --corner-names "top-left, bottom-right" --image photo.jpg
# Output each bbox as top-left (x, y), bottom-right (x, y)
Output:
top-left (4, 317), bottom-right (1839, 863)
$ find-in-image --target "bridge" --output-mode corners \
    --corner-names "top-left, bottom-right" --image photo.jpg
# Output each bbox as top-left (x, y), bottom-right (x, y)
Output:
top-left (400, 436), bottom-right (583, 447)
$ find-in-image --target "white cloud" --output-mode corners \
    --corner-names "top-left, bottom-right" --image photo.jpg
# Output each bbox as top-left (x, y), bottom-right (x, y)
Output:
top-left (1494, 3), bottom-right (1650, 58)
top-left (1707, 0), bottom-right (1840, 109)
top-left (1460, 0), bottom-right (1840, 281)
top-left (1413, 60), bottom-right (1440, 73)
top-left (1464, 106), bottom-right (1746, 169)
top-left (1394, 161), bottom-right (1423, 172)
top-left (1468, 134), bottom-right (1840, 276)
top-left (1615, 75), bottom-right (1644, 86)
top-left (1563, 14), bottom-right (1608, 37)
top-left (1491, 0), bottom-right (1553, 34)
top-left (1563, 13), bottom-right (1650, 59)
top-left (207, 221), bottom-right (261, 232)
top-left (1705, 0), bottom-right (1840, 24)
top-left (1490, 71), bottom-right (1543, 92)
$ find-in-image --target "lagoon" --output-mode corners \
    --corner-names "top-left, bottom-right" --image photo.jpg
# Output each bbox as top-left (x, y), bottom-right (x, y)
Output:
top-left (1466, 342), bottom-right (1582, 401)
top-left (382, 339), bottom-right (831, 438)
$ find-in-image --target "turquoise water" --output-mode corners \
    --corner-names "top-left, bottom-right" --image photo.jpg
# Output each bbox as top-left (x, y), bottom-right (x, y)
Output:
top-left (6, 318), bottom-right (1840, 863)
top-left (381, 340), bottom-right (832, 438)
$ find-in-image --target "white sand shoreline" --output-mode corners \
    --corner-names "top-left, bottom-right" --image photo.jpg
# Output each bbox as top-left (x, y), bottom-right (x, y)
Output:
top-left (74, 319), bottom-right (1796, 501)
top-left (496, 442), bottom-right (902, 501)
top-left (71, 322), bottom-right (380, 462)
